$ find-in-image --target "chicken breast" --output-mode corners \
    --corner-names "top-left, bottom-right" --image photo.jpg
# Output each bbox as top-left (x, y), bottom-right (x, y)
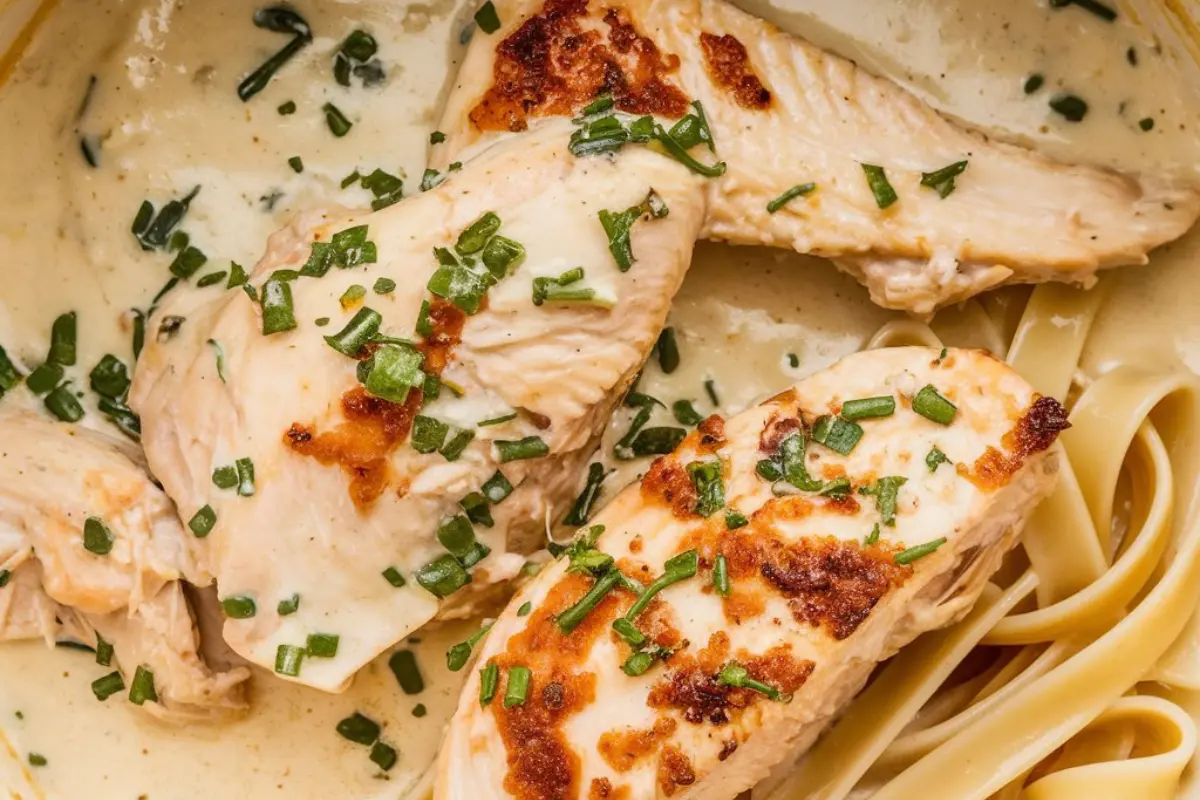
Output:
top-left (436, 346), bottom-right (1067, 799)
top-left (0, 410), bottom-right (249, 721)
top-left (130, 123), bottom-right (704, 691)
top-left (435, 0), bottom-right (1200, 314)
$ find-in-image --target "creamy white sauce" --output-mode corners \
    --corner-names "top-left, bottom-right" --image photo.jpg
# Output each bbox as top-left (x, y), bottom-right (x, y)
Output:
top-left (2, 0), bottom-right (1200, 797)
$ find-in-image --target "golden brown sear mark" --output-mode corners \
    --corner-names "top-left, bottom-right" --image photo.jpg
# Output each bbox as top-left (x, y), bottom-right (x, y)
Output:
top-left (284, 299), bottom-right (465, 509)
top-left (470, 0), bottom-right (690, 133)
top-left (598, 717), bottom-right (678, 772)
top-left (699, 32), bottom-right (771, 110)
top-left (641, 456), bottom-right (698, 519)
top-left (489, 572), bottom-right (636, 800)
top-left (658, 746), bottom-right (697, 796)
top-left (649, 632), bottom-right (814, 726)
top-left (960, 395), bottom-right (1069, 489)
top-left (589, 778), bottom-right (630, 800)
top-left (685, 520), bottom-right (910, 636)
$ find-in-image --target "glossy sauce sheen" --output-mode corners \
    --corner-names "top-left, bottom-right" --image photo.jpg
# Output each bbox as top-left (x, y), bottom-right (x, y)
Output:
top-left (2, 0), bottom-right (1200, 798)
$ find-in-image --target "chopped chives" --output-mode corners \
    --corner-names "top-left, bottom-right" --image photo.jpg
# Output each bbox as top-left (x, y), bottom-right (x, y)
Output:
top-left (460, 492), bottom-right (494, 527)
top-left (717, 660), bottom-right (786, 701)
top-left (89, 355), bottom-right (130, 399)
top-left (260, 277), bottom-right (297, 335)
top-left (382, 567), bottom-right (406, 587)
top-left (686, 460), bottom-right (725, 517)
top-left (598, 190), bottom-right (669, 272)
top-left (238, 8), bottom-right (312, 101)
top-left (361, 344), bottom-right (426, 404)
top-left (221, 595), bottom-right (257, 619)
top-left (860, 476), bottom-right (908, 527)
top-left (621, 651), bottom-right (657, 677)
top-left (91, 671), bottom-right (125, 701)
top-left (455, 212), bottom-right (501, 255)
top-left (865, 523), bottom-right (881, 545)
top-left (275, 644), bottom-right (304, 676)
top-left (288, 155), bottom-right (304, 173)
top-left (369, 741), bottom-right (397, 771)
top-left (895, 537), bottom-right (948, 565)
top-left (1024, 74), bottom-right (1045, 94)
top-left (496, 436), bottom-right (548, 463)
top-left (624, 550), bottom-right (698, 622)
top-left (411, 415), bottom-right (449, 454)
top-left (227, 262), bottom-right (248, 288)
top-left (26, 363), bottom-right (64, 395)
top-left (440, 429), bottom-right (476, 461)
top-left (556, 569), bottom-right (621, 634)
top-left (503, 665), bottom-right (531, 707)
top-left (841, 396), bottom-right (896, 421)
top-left (83, 517), bottom-right (114, 555)
top-left (28, 753), bottom-right (47, 767)
top-left (478, 412), bottom-right (517, 427)
top-left (340, 284), bottom-right (367, 310)
top-left (94, 634), bottom-right (113, 666)
top-left (480, 662), bottom-right (499, 706)
top-left (0, 570), bottom-right (9, 588)
top-left (920, 161), bottom-right (969, 199)
top-left (563, 462), bottom-right (606, 526)
top-left (412, 703), bottom-right (427, 717)
top-left (481, 235), bottom-right (525, 279)
top-left (518, 601), bottom-right (532, 616)
top-left (612, 617), bottom-right (646, 647)
top-left (277, 594), bottom-right (300, 615)
top-left (0, 345), bottom-right (22, 395)
top-left (436, 515), bottom-right (477, 559)
top-left (197, 271), bottom-right (227, 288)
top-left (672, 400), bottom-right (703, 426)
top-left (475, 1), bottom-right (501, 33)
top-left (324, 307), bottom-right (382, 357)
top-left (482, 470), bottom-right (514, 503)
top-left (725, 509), bottom-right (749, 529)
top-left (336, 712), bottom-right (381, 745)
top-left (388, 649), bottom-right (424, 694)
top-left (713, 554), bottom-right (731, 596)
top-left (913, 385), bottom-right (957, 425)
top-left (48, 312), bottom-right (77, 366)
top-left (1139, 117), bottom-right (1155, 132)
top-left (861, 164), bottom-right (898, 209)
top-left (656, 327), bottom-right (680, 373)
top-left (188, 505), bottom-right (217, 538)
top-left (236, 457), bottom-right (256, 497)
top-left (766, 182), bottom-right (816, 213)
top-left (430, 131), bottom-right (446, 144)
top-left (306, 633), bottom-right (339, 658)
top-left (206, 339), bottom-right (227, 383)
top-left (446, 622), bottom-right (493, 671)
top-left (212, 465), bottom-right (238, 489)
top-left (811, 415), bottom-right (864, 455)
top-left (629, 427), bottom-right (686, 457)
top-left (415, 554), bottom-right (471, 597)
top-left (128, 665), bottom-right (158, 705)
top-left (927, 446), bottom-right (951, 472)
top-left (373, 277), bottom-right (397, 294)
top-left (324, 103), bottom-right (353, 137)
top-left (705, 378), bottom-right (720, 407)
top-left (756, 459), bottom-right (784, 482)
top-left (169, 246), bottom-right (208, 279)
top-left (278, 100), bottom-right (296, 115)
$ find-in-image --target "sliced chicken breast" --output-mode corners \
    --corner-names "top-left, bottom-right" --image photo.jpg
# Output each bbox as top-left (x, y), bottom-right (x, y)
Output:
top-left (435, 0), bottom-right (1200, 314)
top-left (436, 346), bottom-right (1067, 799)
top-left (0, 410), bottom-right (249, 721)
top-left (130, 123), bottom-right (704, 691)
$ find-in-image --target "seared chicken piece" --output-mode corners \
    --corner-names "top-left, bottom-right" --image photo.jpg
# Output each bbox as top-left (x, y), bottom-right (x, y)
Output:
top-left (435, 0), bottom-right (1200, 314)
top-left (0, 410), bottom-right (249, 721)
top-left (437, 347), bottom-right (1066, 799)
top-left (131, 124), bottom-right (704, 690)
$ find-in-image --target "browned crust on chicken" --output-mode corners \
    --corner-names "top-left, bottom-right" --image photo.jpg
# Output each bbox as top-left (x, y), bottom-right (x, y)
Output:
top-left (589, 778), bottom-right (631, 799)
top-left (759, 413), bottom-right (801, 453)
top-left (699, 32), bottom-right (772, 110)
top-left (599, 717), bottom-right (678, 772)
top-left (658, 745), bottom-right (698, 796)
top-left (648, 633), bottom-right (815, 726)
top-left (283, 299), bottom-right (465, 508)
top-left (489, 572), bottom-right (638, 800)
top-left (470, 0), bottom-right (690, 132)
top-left (641, 456), bottom-right (699, 518)
top-left (960, 395), bottom-right (1069, 489)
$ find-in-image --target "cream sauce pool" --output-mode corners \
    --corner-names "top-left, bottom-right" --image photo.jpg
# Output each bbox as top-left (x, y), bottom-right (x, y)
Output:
top-left (1, 0), bottom-right (1199, 798)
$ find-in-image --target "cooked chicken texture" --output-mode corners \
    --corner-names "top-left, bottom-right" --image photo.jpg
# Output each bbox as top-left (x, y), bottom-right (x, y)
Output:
top-left (436, 347), bottom-right (1067, 800)
top-left (130, 123), bottom-right (704, 691)
top-left (435, 0), bottom-right (1200, 314)
top-left (0, 410), bottom-right (249, 721)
